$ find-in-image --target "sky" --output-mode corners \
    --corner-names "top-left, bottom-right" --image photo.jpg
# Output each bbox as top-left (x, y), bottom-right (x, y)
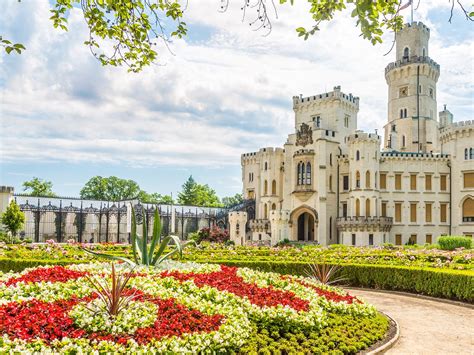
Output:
top-left (0, 0), bottom-right (473, 199)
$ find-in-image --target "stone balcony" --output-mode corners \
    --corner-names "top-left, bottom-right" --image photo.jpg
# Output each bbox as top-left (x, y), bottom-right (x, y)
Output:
top-left (336, 216), bottom-right (393, 232)
top-left (248, 219), bottom-right (270, 232)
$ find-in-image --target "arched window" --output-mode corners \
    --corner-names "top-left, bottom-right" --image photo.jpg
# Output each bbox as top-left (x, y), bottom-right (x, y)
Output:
top-left (329, 216), bottom-right (332, 239)
top-left (264, 203), bottom-right (268, 219)
top-left (356, 150), bottom-right (360, 161)
top-left (297, 162), bottom-right (305, 185)
top-left (306, 162), bottom-right (312, 185)
top-left (462, 198), bottom-right (474, 222)
top-left (297, 163), bottom-right (301, 185)
top-left (264, 180), bottom-right (268, 195)
top-left (402, 135), bottom-right (406, 148)
top-left (356, 171), bottom-right (361, 188)
top-left (366, 198), bottom-right (371, 217)
top-left (329, 175), bottom-right (333, 191)
top-left (403, 47), bottom-right (409, 59)
top-left (404, 108), bottom-right (407, 118)
top-left (272, 180), bottom-right (277, 195)
top-left (375, 172), bottom-right (378, 188)
top-left (329, 153), bottom-right (333, 166)
top-left (465, 148), bottom-right (469, 160)
top-left (422, 48), bottom-right (426, 57)
top-left (366, 170), bottom-right (371, 189)
top-left (271, 203), bottom-right (276, 210)
top-left (470, 148), bottom-right (474, 160)
top-left (264, 162), bottom-right (268, 170)
top-left (355, 199), bottom-right (360, 217)
top-left (400, 109), bottom-right (403, 118)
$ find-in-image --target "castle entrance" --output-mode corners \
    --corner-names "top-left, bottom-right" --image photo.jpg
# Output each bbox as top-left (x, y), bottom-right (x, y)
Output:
top-left (297, 212), bottom-right (315, 241)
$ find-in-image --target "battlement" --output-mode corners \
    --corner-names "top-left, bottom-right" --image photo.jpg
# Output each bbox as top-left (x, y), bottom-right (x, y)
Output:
top-left (381, 151), bottom-right (449, 160)
top-left (385, 55), bottom-right (440, 75)
top-left (249, 219), bottom-right (270, 232)
top-left (0, 186), bottom-right (14, 193)
top-left (259, 147), bottom-right (284, 155)
top-left (346, 131), bottom-right (380, 144)
top-left (440, 120), bottom-right (474, 141)
top-left (401, 21), bottom-right (430, 33)
top-left (444, 120), bottom-right (474, 130)
top-left (292, 86), bottom-right (359, 109)
top-left (293, 149), bottom-right (315, 158)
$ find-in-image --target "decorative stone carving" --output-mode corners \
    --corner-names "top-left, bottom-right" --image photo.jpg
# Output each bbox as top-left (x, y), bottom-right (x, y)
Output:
top-left (296, 123), bottom-right (313, 147)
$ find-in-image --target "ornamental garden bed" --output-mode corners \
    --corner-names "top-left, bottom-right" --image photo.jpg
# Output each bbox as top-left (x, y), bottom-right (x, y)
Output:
top-left (0, 262), bottom-right (388, 353)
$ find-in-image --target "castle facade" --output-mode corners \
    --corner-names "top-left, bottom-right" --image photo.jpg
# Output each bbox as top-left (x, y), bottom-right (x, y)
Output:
top-left (229, 22), bottom-right (474, 246)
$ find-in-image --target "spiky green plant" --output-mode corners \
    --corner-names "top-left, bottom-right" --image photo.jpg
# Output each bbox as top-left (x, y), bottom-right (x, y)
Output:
top-left (306, 263), bottom-right (347, 285)
top-left (84, 206), bottom-right (194, 266)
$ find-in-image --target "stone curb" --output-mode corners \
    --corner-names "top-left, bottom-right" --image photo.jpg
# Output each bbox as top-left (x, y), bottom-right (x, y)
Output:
top-left (345, 286), bottom-right (474, 309)
top-left (366, 312), bottom-right (400, 355)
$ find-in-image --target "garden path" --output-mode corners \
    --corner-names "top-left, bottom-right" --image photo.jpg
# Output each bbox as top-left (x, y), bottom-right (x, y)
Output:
top-left (345, 288), bottom-right (474, 355)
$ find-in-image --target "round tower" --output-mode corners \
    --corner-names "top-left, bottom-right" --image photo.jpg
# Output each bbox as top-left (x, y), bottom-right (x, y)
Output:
top-left (383, 22), bottom-right (440, 153)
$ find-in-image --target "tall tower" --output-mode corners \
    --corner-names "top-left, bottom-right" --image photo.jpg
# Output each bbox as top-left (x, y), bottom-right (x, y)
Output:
top-left (383, 22), bottom-right (440, 153)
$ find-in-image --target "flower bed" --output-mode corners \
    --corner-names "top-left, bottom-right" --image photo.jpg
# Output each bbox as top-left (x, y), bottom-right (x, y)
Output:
top-left (0, 262), bottom-right (387, 353)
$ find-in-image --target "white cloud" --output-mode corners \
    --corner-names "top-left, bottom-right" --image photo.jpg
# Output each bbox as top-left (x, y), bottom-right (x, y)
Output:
top-left (0, 0), bottom-right (472, 170)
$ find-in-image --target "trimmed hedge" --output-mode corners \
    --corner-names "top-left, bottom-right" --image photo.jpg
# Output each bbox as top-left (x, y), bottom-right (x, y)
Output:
top-left (438, 236), bottom-right (472, 250)
top-left (0, 257), bottom-right (472, 303)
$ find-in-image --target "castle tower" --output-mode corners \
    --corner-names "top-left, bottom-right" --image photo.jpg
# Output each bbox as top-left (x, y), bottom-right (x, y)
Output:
top-left (383, 22), bottom-right (440, 153)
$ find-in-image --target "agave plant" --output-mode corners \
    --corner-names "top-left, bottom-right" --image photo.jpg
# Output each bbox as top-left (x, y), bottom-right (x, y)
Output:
top-left (306, 263), bottom-right (347, 285)
top-left (84, 206), bottom-right (194, 266)
top-left (84, 263), bottom-right (137, 317)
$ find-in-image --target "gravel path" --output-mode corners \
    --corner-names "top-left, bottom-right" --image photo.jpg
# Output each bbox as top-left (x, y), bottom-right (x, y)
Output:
top-left (345, 288), bottom-right (474, 355)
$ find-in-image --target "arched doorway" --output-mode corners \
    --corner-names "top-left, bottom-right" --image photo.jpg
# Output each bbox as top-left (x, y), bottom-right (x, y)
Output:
top-left (297, 213), bottom-right (315, 241)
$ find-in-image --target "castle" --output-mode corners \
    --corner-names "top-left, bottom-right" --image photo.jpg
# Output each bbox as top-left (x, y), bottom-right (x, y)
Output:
top-left (229, 22), bottom-right (474, 246)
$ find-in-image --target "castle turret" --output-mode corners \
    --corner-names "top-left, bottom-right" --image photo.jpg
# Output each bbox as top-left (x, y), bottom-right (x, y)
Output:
top-left (439, 105), bottom-right (454, 128)
top-left (383, 22), bottom-right (440, 153)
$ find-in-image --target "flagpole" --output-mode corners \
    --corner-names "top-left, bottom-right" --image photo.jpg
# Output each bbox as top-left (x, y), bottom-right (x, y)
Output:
top-left (411, 0), bottom-right (414, 23)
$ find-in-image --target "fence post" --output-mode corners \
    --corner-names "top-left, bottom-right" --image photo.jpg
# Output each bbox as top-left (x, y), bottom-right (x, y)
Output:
top-left (78, 201), bottom-right (83, 243)
top-left (35, 199), bottom-right (40, 242)
top-left (98, 203), bottom-right (102, 242)
top-left (106, 202), bottom-right (109, 243)
top-left (208, 208), bottom-right (211, 228)
top-left (117, 204), bottom-right (121, 243)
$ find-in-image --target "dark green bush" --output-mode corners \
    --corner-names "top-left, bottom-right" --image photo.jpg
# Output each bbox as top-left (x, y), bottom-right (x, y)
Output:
top-left (438, 236), bottom-right (472, 251)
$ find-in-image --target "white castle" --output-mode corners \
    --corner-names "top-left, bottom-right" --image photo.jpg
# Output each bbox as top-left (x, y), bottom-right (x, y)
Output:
top-left (229, 22), bottom-right (474, 246)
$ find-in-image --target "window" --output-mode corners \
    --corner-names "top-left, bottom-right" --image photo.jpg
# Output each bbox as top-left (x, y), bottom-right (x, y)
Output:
top-left (271, 203), bottom-right (276, 210)
top-left (352, 234), bottom-right (356, 246)
top-left (344, 115), bottom-right (349, 128)
top-left (402, 135), bottom-right (406, 147)
top-left (366, 171), bottom-right (371, 189)
top-left (465, 148), bottom-right (469, 160)
top-left (272, 180), bottom-right (277, 195)
top-left (306, 162), bottom-right (312, 185)
top-left (410, 174), bottom-right (417, 190)
top-left (249, 173), bottom-right (252, 182)
top-left (440, 203), bottom-right (448, 223)
top-left (356, 150), bottom-right (360, 161)
top-left (395, 203), bottom-right (402, 222)
top-left (343, 175), bottom-right (349, 191)
top-left (426, 234), bottom-right (432, 244)
top-left (395, 234), bottom-right (402, 245)
top-left (409, 235), bottom-right (417, 245)
top-left (462, 198), bottom-right (474, 222)
top-left (400, 109), bottom-right (408, 118)
top-left (410, 203), bottom-right (417, 223)
top-left (380, 173), bottom-right (387, 189)
top-left (329, 153), bottom-right (332, 166)
top-left (313, 115), bottom-right (321, 128)
top-left (375, 172), bottom-right (378, 188)
top-left (264, 162), bottom-right (268, 170)
top-left (464, 172), bottom-right (474, 188)
top-left (440, 175), bottom-right (447, 191)
top-left (395, 174), bottom-right (402, 190)
top-left (259, 234), bottom-right (262, 241)
top-left (422, 48), bottom-right (426, 57)
top-left (471, 148), bottom-right (474, 160)
top-left (355, 199), bottom-right (360, 217)
top-left (403, 47), bottom-right (409, 59)
top-left (342, 203), bottom-right (348, 217)
top-left (297, 162), bottom-right (305, 185)
top-left (425, 203), bottom-right (432, 223)
top-left (247, 190), bottom-right (255, 199)
top-left (366, 199), bottom-right (371, 217)
top-left (381, 202), bottom-right (387, 217)
top-left (329, 175), bottom-right (333, 192)
top-left (429, 88), bottom-right (434, 98)
top-left (329, 217), bottom-right (333, 239)
top-left (425, 174), bottom-right (432, 191)
top-left (264, 204), bottom-right (268, 219)
top-left (369, 234), bottom-right (374, 246)
top-left (356, 171), bottom-right (361, 188)
top-left (264, 180), bottom-right (268, 195)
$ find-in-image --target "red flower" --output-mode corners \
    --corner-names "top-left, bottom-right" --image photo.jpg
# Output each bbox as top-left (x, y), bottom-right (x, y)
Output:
top-left (4, 266), bottom-right (88, 286)
top-left (286, 278), bottom-right (362, 304)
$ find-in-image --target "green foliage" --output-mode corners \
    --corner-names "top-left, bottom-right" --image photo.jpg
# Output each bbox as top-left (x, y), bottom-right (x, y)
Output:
top-left (22, 177), bottom-right (56, 197)
top-left (50, 0), bottom-right (187, 72)
top-left (1, 36), bottom-right (26, 54)
top-left (137, 191), bottom-right (174, 204)
top-left (177, 176), bottom-right (222, 207)
top-left (84, 207), bottom-right (194, 266)
top-left (80, 176), bottom-right (141, 201)
top-left (0, 201), bottom-right (25, 237)
top-left (438, 236), bottom-right (472, 250)
top-left (222, 193), bottom-right (244, 207)
top-left (240, 312), bottom-right (389, 354)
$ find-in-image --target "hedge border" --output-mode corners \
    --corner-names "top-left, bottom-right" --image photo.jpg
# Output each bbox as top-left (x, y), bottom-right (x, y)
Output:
top-left (0, 258), bottom-right (472, 303)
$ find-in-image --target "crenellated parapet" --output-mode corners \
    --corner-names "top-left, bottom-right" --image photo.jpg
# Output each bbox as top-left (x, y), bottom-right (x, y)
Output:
top-left (346, 131), bottom-right (381, 144)
top-left (336, 216), bottom-right (393, 232)
top-left (440, 120), bottom-right (474, 143)
top-left (381, 151), bottom-right (449, 161)
top-left (249, 219), bottom-right (270, 232)
top-left (292, 86), bottom-right (359, 110)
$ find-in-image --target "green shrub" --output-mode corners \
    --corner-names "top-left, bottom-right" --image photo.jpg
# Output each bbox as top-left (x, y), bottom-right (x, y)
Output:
top-left (438, 236), bottom-right (472, 251)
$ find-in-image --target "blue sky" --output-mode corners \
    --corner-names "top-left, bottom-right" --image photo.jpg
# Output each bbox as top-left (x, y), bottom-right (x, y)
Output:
top-left (0, 0), bottom-right (473, 199)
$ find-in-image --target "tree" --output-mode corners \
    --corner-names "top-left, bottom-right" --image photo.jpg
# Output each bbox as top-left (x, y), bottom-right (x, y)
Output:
top-left (137, 191), bottom-right (174, 204)
top-left (80, 176), bottom-right (141, 201)
top-left (1, 201), bottom-right (25, 238)
top-left (177, 176), bottom-right (222, 207)
top-left (22, 177), bottom-right (56, 197)
top-left (4, 1), bottom-right (472, 70)
top-left (222, 193), bottom-right (244, 208)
